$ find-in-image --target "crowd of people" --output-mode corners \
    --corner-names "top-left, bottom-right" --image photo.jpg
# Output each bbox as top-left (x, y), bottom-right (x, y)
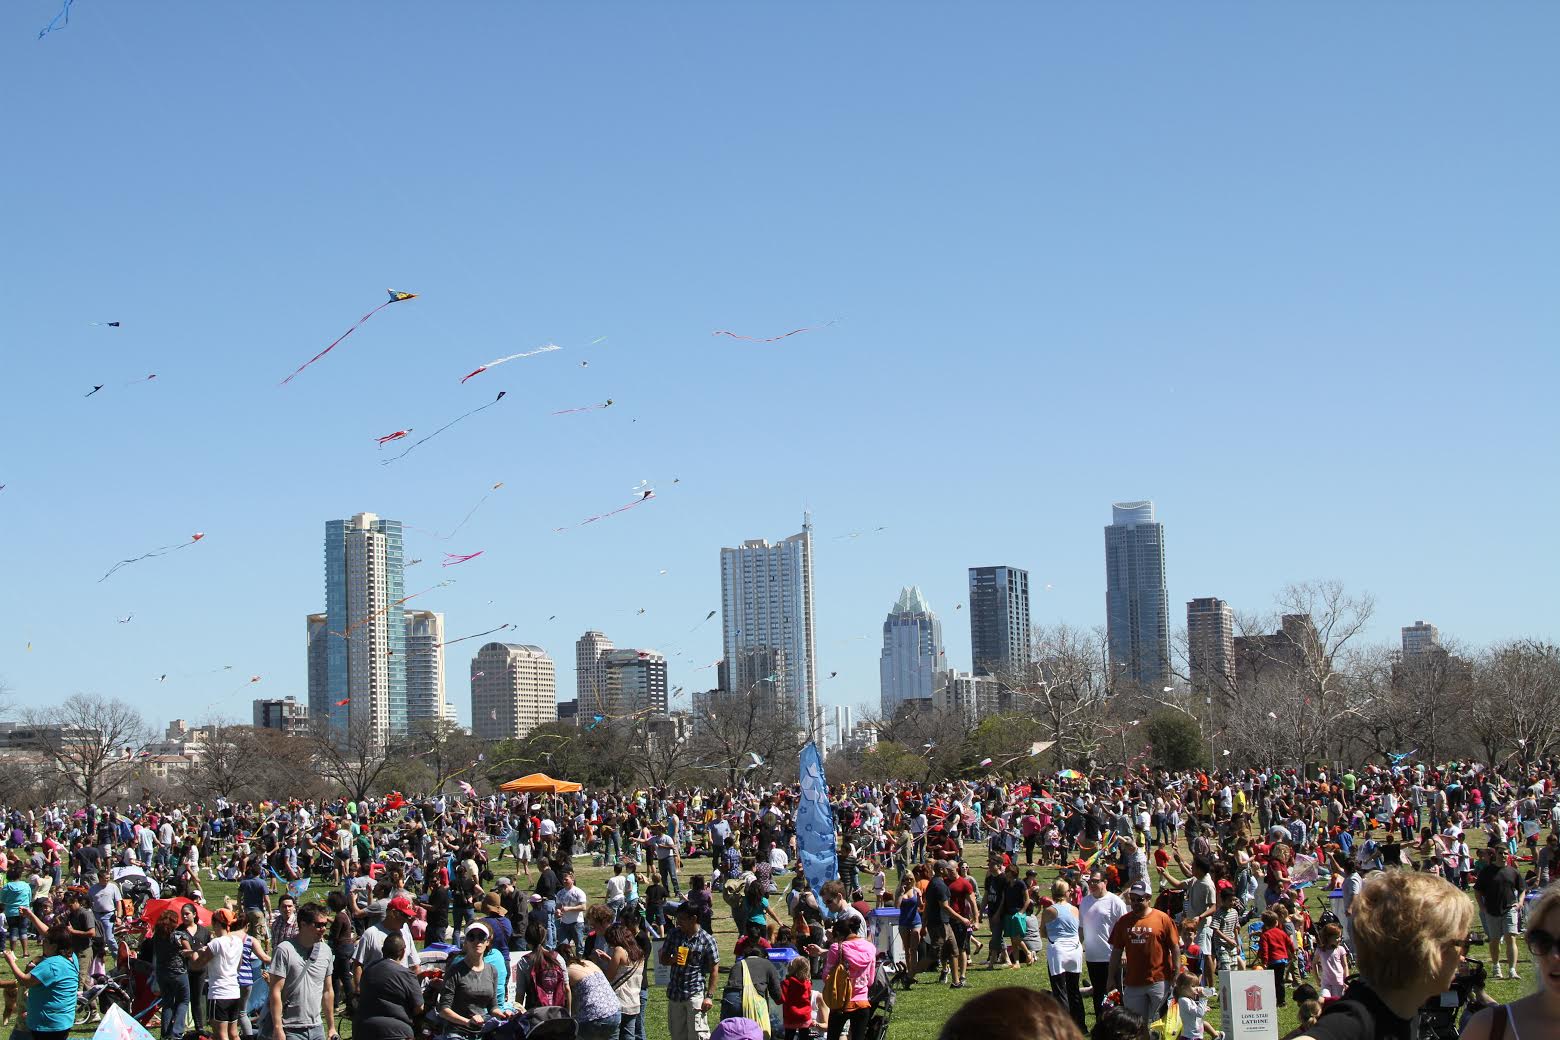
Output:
top-left (0, 755), bottom-right (1556, 1040)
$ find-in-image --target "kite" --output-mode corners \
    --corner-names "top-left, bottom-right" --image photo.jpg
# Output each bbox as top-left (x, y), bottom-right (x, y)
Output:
top-left (458, 780), bottom-right (477, 797)
top-left (281, 289), bottom-right (417, 385)
top-left (407, 558), bottom-right (422, 567)
top-left (38, 0), bottom-right (73, 39)
top-left (553, 489), bottom-right (655, 532)
top-left (90, 321), bottom-right (120, 328)
top-left (1388, 749), bottom-right (1416, 766)
top-left (442, 551), bottom-right (484, 567)
top-left (414, 482), bottom-right (504, 541)
top-left (158, 675), bottom-right (166, 683)
top-left (459, 343), bottom-right (560, 383)
top-left (588, 714), bottom-right (606, 730)
top-left (579, 361), bottom-right (589, 368)
top-left (335, 698), bottom-right (350, 706)
top-left (979, 758), bottom-right (994, 768)
top-left (551, 399), bottom-right (612, 415)
top-left (376, 429), bottom-right (413, 446)
top-left (828, 671), bottom-right (838, 679)
top-left (380, 392), bottom-right (506, 463)
top-left (85, 385), bottom-right (104, 397)
top-left (99, 532), bottom-right (204, 582)
top-left (117, 615), bottom-right (133, 624)
top-left (712, 320), bottom-right (837, 343)
top-left (435, 623), bottom-right (514, 650)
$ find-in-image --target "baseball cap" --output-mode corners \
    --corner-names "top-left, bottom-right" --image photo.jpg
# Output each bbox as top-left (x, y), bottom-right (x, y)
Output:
top-left (212, 908), bottom-right (238, 927)
top-left (386, 895), bottom-right (416, 918)
top-left (1128, 880), bottom-right (1151, 897)
top-left (529, 893), bottom-right (543, 904)
top-left (496, 877), bottom-right (513, 887)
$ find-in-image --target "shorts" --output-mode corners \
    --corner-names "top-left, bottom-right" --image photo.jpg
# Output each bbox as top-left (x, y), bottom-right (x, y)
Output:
top-left (1482, 906), bottom-right (1519, 939)
top-left (929, 921), bottom-right (957, 950)
top-left (208, 998), bottom-right (243, 1023)
top-left (1003, 914), bottom-right (1027, 940)
top-left (516, 844), bottom-right (533, 862)
top-left (950, 921), bottom-right (971, 954)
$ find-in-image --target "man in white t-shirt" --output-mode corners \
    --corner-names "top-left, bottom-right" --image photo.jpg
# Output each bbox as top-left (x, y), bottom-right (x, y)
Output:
top-left (1080, 872), bottom-right (1128, 1018)
top-left (351, 896), bottom-right (418, 987)
top-left (556, 871), bottom-right (588, 951)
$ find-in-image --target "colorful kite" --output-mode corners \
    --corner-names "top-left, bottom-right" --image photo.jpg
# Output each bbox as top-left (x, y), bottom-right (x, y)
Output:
top-left (550, 399), bottom-right (612, 415)
top-left (99, 532), bottom-right (204, 583)
top-left (442, 551), bottom-right (484, 567)
top-left (712, 320), bottom-right (837, 343)
top-left (335, 697), bottom-right (350, 706)
top-left (376, 429), bottom-right (413, 446)
top-left (380, 392), bottom-right (506, 464)
top-left (38, 0), bottom-right (74, 38)
top-left (281, 289), bottom-right (417, 385)
top-left (553, 489), bottom-right (654, 532)
top-left (459, 344), bottom-right (560, 383)
top-left (458, 780), bottom-right (477, 797)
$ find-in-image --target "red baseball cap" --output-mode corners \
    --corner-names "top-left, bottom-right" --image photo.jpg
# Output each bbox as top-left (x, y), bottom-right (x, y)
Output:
top-left (387, 895), bottom-right (416, 918)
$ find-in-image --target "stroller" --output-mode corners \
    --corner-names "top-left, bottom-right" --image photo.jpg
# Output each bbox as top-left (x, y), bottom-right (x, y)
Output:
top-left (864, 954), bottom-right (897, 1040)
top-left (116, 940), bottom-right (164, 1029)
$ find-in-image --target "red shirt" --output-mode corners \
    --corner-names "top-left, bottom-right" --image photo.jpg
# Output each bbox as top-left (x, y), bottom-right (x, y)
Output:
top-left (1259, 926), bottom-right (1293, 964)
top-left (780, 976), bottom-right (812, 1028)
top-left (948, 877), bottom-right (978, 922)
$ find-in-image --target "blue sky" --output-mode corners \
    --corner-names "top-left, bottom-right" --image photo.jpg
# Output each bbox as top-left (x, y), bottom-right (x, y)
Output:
top-left (2, 3), bottom-right (1556, 729)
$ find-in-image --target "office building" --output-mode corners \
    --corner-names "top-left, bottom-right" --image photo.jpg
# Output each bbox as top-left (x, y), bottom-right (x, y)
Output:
top-left (879, 586), bottom-right (946, 716)
top-left (403, 610), bottom-right (448, 725)
top-left (306, 613), bottom-right (329, 721)
top-left (1235, 614), bottom-right (1317, 692)
top-left (602, 648), bottom-right (669, 719)
top-left (968, 566), bottom-right (1030, 677)
top-left (720, 518), bottom-right (818, 736)
top-left (1402, 621), bottom-right (1441, 658)
top-left (574, 631), bottom-right (615, 714)
top-left (827, 704), bottom-right (853, 750)
top-left (1105, 501), bottom-right (1171, 689)
top-left (935, 670), bottom-right (1005, 726)
top-left (253, 696), bottom-right (309, 735)
top-left (323, 512), bottom-right (406, 745)
top-left (1187, 597), bottom-right (1236, 700)
top-left (470, 643), bottom-right (556, 741)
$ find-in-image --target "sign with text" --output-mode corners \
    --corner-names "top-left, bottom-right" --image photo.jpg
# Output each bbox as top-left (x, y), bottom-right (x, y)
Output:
top-left (1220, 969), bottom-right (1279, 1040)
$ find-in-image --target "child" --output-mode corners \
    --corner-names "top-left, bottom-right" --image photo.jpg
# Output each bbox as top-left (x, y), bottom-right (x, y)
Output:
top-left (1292, 984), bottom-right (1321, 1035)
top-left (872, 862), bottom-right (888, 908)
top-left (779, 954), bottom-right (814, 1039)
top-left (1314, 922), bottom-right (1350, 1001)
top-left (1173, 971), bottom-right (1224, 1040)
top-left (1257, 911), bottom-right (1292, 1008)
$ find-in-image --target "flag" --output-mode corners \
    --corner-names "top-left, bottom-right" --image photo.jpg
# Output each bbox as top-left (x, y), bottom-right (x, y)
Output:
top-left (795, 741), bottom-right (838, 900)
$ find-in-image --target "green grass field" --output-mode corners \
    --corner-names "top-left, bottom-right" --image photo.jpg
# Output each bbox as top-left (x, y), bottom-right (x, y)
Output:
top-left (9, 824), bottom-right (1541, 1039)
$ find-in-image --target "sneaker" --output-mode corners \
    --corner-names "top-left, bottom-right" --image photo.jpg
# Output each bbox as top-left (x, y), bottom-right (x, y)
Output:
top-left (1509, 969), bottom-right (1521, 980)
top-left (938, 969), bottom-right (949, 984)
top-left (1493, 967), bottom-right (1505, 979)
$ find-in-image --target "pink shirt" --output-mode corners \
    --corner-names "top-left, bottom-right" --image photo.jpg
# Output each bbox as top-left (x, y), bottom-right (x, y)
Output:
top-left (1317, 944), bottom-right (1349, 999)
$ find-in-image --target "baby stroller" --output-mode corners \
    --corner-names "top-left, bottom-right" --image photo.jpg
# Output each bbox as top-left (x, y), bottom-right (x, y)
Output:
top-left (864, 954), bottom-right (897, 1040)
top-left (117, 940), bottom-right (164, 1029)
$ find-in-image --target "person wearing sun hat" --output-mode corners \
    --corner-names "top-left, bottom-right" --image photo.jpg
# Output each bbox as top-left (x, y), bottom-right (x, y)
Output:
top-left (478, 891), bottom-right (513, 959)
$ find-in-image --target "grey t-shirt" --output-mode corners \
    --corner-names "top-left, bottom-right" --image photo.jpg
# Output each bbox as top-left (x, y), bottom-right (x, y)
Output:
top-left (267, 939), bottom-right (335, 1028)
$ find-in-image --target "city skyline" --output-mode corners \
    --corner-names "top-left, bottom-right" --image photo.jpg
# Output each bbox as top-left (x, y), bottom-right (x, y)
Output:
top-left (3, 7), bottom-right (1554, 725)
top-left (879, 586), bottom-right (945, 717)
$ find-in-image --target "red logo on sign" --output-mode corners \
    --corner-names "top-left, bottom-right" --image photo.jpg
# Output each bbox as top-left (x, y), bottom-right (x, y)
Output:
top-left (1245, 985), bottom-right (1263, 1012)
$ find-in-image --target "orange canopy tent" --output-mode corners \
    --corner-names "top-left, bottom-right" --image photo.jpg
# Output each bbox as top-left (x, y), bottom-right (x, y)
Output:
top-left (498, 772), bottom-right (582, 794)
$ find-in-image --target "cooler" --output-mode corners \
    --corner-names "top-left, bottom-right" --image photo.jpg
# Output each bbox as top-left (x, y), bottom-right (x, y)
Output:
top-left (869, 907), bottom-right (902, 962)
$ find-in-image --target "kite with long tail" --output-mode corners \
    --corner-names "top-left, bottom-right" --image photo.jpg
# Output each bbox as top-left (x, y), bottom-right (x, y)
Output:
top-left (90, 321), bottom-right (121, 328)
top-left (99, 532), bottom-right (204, 583)
top-left (442, 551), bottom-right (484, 567)
top-left (551, 399), bottom-right (612, 415)
top-left (712, 320), bottom-right (837, 343)
top-left (460, 344), bottom-right (560, 383)
top-left (381, 392), bottom-right (506, 464)
top-left (376, 429), bottom-right (412, 446)
top-left (435, 623), bottom-right (514, 650)
top-left (281, 289), bottom-right (417, 385)
top-left (554, 489), bottom-right (654, 532)
top-left (334, 579), bottom-right (453, 639)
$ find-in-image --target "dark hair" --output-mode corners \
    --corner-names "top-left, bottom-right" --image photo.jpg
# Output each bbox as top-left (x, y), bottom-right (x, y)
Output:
top-left (603, 923), bottom-right (644, 963)
top-left (382, 934), bottom-right (406, 961)
top-left (325, 891), bottom-right (347, 912)
top-left (1089, 1006), bottom-right (1147, 1040)
top-left (296, 902), bottom-right (327, 928)
top-left (830, 916), bottom-right (859, 940)
top-left (939, 986), bottom-right (1085, 1040)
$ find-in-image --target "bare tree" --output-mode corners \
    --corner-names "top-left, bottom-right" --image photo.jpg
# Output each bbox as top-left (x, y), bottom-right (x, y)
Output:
top-left (404, 718), bottom-right (484, 794)
top-left (993, 624), bottom-right (1112, 768)
top-left (1469, 640), bottom-right (1560, 769)
top-left (691, 687), bottom-right (805, 788)
top-left (23, 694), bottom-right (152, 803)
top-left (181, 721), bottom-right (259, 803)
top-left (311, 719), bottom-right (394, 802)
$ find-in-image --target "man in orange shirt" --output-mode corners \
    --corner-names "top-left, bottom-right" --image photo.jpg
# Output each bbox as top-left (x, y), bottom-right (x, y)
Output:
top-left (1106, 880), bottom-right (1182, 1022)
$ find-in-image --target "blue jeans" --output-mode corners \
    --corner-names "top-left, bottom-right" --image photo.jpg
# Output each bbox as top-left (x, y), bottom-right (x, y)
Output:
top-left (542, 900), bottom-right (557, 948)
top-left (159, 972), bottom-right (190, 1040)
top-left (563, 920), bottom-right (586, 951)
top-left (636, 982), bottom-right (648, 1040)
top-left (577, 1014), bottom-right (620, 1040)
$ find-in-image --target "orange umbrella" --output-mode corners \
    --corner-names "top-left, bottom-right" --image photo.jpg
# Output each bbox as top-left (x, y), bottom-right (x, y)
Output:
top-left (497, 772), bottom-right (582, 794)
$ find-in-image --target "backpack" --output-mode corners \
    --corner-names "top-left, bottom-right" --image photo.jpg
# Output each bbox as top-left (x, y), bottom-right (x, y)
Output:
top-left (722, 876), bottom-right (747, 909)
top-left (823, 953), bottom-right (852, 1011)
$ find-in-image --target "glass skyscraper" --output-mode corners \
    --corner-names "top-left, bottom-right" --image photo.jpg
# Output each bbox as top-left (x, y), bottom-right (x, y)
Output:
top-left (879, 586), bottom-right (945, 716)
top-left (968, 566), bottom-right (1031, 677)
top-left (1105, 501), bottom-right (1171, 689)
top-left (323, 512), bottom-right (406, 744)
top-left (719, 517), bottom-right (818, 737)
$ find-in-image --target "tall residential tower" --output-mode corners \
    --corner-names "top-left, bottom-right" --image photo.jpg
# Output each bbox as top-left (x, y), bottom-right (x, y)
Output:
top-left (1186, 597), bottom-right (1235, 700)
top-left (322, 512), bottom-right (406, 744)
top-left (720, 518), bottom-right (818, 736)
top-left (403, 610), bottom-right (450, 725)
top-left (574, 631), bottom-right (614, 714)
top-left (470, 643), bottom-right (556, 740)
top-left (968, 566), bottom-right (1030, 677)
top-left (879, 586), bottom-right (946, 716)
top-left (1104, 501), bottom-right (1171, 689)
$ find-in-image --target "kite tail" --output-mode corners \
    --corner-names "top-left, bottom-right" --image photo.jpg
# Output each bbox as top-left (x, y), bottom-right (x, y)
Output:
top-left (280, 298), bottom-right (395, 385)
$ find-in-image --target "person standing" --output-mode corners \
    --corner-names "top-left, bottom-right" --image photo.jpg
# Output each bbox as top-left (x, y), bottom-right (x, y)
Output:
top-left (534, 857), bottom-right (561, 949)
top-left (1106, 880), bottom-right (1181, 1022)
top-left (660, 904), bottom-right (718, 1040)
top-left (1080, 872), bottom-right (1128, 1018)
top-left (4, 924), bottom-right (78, 1040)
top-left (354, 933), bottom-right (421, 1040)
top-left (1473, 845), bottom-right (1521, 979)
top-left (142, 909), bottom-right (195, 1040)
top-left (1042, 879), bottom-right (1086, 1031)
top-left (267, 902), bottom-right (339, 1040)
top-left (351, 896), bottom-right (417, 989)
top-left (557, 870), bottom-right (589, 951)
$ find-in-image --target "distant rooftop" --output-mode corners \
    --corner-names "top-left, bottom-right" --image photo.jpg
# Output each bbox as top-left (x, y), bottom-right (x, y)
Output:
top-left (891, 586), bottom-right (932, 615)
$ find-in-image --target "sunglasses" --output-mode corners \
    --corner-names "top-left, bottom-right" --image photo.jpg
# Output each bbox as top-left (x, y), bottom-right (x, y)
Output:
top-left (1527, 928), bottom-right (1559, 958)
top-left (466, 932), bottom-right (490, 944)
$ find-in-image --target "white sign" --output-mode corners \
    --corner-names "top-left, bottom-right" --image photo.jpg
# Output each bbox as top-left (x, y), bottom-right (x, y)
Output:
top-left (1220, 969), bottom-right (1279, 1040)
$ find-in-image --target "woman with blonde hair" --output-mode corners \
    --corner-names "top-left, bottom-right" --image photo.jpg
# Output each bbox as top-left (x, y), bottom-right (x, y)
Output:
top-left (1292, 870), bottom-right (1471, 1040)
top-left (1460, 881), bottom-right (1560, 1040)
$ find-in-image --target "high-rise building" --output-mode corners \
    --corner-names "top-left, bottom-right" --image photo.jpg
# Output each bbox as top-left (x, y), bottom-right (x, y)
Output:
top-left (602, 648), bottom-right (669, 719)
top-left (827, 704), bottom-right (853, 750)
top-left (253, 696), bottom-right (309, 735)
top-left (470, 643), bottom-right (556, 740)
top-left (306, 613), bottom-right (329, 723)
top-left (574, 631), bottom-right (615, 714)
top-left (720, 518), bottom-right (818, 736)
top-left (1187, 597), bottom-right (1235, 700)
top-left (1235, 614), bottom-right (1317, 692)
top-left (403, 610), bottom-right (448, 726)
top-left (879, 586), bottom-right (946, 716)
top-left (935, 670), bottom-right (1004, 726)
top-left (1105, 501), bottom-right (1171, 689)
top-left (323, 512), bottom-right (406, 745)
top-left (1402, 621), bottom-right (1441, 658)
top-left (968, 566), bottom-right (1030, 677)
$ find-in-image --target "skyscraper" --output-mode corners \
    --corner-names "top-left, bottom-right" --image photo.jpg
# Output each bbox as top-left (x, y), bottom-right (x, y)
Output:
top-left (720, 518), bottom-right (818, 736)
top-left (470, 642), bottom-right (556, 740)
top-left (968, 566), bottom-right (1030, 677)
top-left (323, 512), bottom-right (406, 745)
top-left (1105, 501), bottom-right (1171, 689)
top-left (574, 631), bottom-right (614, 714)
top-left (879, 586), bottom-right (946, 716)
top-left (403, 610), bottom-right (448, 726)
top-left (253, 696), bottom-right (309, 735)
top-left (1402, 621), bottom-right (1441, 657)
top-left (602, 648), bottom-right (669, 719)
top-left (1186, 597), bottom-right (1235, 700)
top-left (306, 613), bottom-right (329, 723)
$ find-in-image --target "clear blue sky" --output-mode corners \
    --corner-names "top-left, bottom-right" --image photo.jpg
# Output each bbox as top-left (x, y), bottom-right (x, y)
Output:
top-left (2, 3), bottom-right (1556, 730)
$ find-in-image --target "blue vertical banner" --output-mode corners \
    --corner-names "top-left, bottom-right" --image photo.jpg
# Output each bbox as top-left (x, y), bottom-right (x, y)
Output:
top-left (796, 741), bottom-right (838, 898)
